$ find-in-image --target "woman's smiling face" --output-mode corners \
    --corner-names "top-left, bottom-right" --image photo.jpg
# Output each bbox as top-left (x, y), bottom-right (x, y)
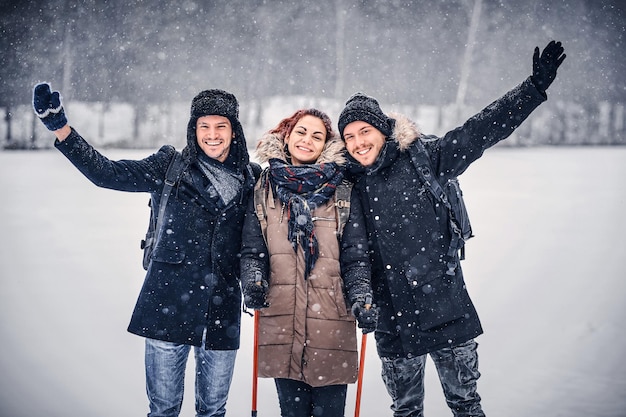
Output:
top-left (285, 115), bottom-right (327, 165)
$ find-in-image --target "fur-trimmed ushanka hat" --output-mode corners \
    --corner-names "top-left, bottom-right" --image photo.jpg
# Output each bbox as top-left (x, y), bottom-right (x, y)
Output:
top-left (338, 92), bottom-right (393, 139)
top-left (184, 89), bottom-right (249, 165)
top-left (190, 89), bottom-right (239, 122)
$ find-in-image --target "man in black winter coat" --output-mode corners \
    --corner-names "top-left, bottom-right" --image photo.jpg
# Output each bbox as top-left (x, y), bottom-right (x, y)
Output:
top-left (32, 84), bottom-right (259, 417)
top-left (337, 41), bottom-right (565, 417)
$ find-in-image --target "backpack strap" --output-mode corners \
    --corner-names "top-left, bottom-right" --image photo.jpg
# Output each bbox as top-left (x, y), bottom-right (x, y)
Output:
top-left (254, 169), bottom-right (270, 243)
top-left (334, 180), bottom-right (353, 240)
top-left (155, 152), bottom-right (184, 244)
top-left (407, 139), bottom-right (449, 207)
top-left (407, 140), bottom-right (462, 274)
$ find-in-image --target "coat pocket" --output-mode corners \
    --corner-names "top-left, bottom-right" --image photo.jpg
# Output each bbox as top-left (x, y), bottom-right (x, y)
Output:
top-left (151, 246), bottom-right (185, 265)
top-left (411, 273), bottom-right (470, 331)
top-left (141, 230), bottom-right (155, 270)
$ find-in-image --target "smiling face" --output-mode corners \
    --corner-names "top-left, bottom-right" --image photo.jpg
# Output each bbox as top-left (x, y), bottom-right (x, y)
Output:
top-left (285, 115), bottom-right (328, 165)
top-left (342, 120), bottom-right (387, 167)
top-left (195, 115), bottom-right (234, 162)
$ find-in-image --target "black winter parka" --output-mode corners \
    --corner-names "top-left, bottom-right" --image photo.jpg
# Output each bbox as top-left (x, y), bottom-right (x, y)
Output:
top-left (56, 127), bottom-right (258, 350)
top-left (345, 77), bottom-right (546, 358)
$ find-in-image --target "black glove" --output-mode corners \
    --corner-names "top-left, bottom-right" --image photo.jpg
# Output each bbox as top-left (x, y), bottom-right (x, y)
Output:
top-left (33, 83), bottom-right (68, 131)
top-left (243, 274), bottom-right (269, 310)
top-left (351, 294), bottom-right (378, 334)
top-left (531, 40), bottom-right (566, 94)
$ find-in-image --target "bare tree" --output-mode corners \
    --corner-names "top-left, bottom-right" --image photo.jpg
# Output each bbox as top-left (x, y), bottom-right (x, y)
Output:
top-left (455, 0), bottom-right (482, 108)
top-left (334, 0), bottom-right (346, 100)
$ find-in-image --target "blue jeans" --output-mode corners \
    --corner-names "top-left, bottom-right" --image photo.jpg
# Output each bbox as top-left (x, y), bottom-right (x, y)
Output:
top-left (274, 378), bottom-right (347, 417)
top-left (380, 340), bottom-right (485, 417)
top-left (145, 337), bottom-right (237, 417)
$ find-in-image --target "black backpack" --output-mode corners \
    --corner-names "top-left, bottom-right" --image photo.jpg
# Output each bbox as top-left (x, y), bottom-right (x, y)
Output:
top-left (407, 139), bottom-right (473, 275)
top-left (140, 152), bottom-right (185, 270)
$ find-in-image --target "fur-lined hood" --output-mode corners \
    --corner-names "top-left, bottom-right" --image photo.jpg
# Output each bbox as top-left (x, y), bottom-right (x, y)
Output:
top-left (388, 112), bottom-right (422, 151)
top-left (255, 130), bottom-right (347, 166)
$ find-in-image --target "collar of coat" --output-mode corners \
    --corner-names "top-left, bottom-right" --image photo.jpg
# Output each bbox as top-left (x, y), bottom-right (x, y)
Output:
top-left (388, 112), bottom-right (422, 151)
top-left (255, 130), bottom-right (347, 166)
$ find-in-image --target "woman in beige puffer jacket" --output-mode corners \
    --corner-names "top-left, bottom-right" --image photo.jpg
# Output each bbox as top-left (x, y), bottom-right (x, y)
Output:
top-left (240, 108), bottom-right (376, 417)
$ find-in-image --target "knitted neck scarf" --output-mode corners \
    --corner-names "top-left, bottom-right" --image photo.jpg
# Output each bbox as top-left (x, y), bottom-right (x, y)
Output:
top-left (268, 158), bottom-right (344, 278)
top-left (197, 153), bottom-right (244, 206)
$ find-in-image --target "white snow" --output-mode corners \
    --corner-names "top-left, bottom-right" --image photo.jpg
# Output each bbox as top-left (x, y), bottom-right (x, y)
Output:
top-left (1, 145), bottom-right (625, 416)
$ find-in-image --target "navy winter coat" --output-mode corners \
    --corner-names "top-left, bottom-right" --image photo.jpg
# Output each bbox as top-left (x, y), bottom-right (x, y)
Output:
top-left (345, 77), bottom-right (546, 358)
top-left (56, 127), bottom-right (258, 350)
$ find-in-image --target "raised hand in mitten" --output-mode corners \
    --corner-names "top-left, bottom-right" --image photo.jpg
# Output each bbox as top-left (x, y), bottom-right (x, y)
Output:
top-left (243, 271), bottom-right (269, 310)
top-left (531, 40), bottom-right (566, 94)
top-left (33, 83), bottom-right (68, 131)
top-left (351, 294), bottom-right (378, 334)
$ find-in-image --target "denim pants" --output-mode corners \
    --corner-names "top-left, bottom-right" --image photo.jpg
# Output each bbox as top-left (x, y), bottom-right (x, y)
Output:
top-left (380, 340), bottom-right (485, 417)
top-left (145, 337), bottom-right (237, 417)
top-left (274, 378), bottom-right (348, 417)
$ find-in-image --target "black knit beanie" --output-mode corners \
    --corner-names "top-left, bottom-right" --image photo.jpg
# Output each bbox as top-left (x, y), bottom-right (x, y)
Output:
top-left (338, 92), bottom-right (392, 139)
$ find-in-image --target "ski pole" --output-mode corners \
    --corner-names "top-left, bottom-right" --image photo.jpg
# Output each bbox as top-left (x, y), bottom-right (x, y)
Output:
top-left (354, 331), bottom-right (367, 417)
top-left (355, 295), bottom-right (372, 417)
top-left (251, 271), bottom-right (265, 417)
top-left (252, 309), bottom-right (260, 417)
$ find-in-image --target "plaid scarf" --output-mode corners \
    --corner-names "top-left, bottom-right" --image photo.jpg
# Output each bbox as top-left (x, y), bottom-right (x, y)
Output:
top-left (268, 158), bottom-right (344, 278)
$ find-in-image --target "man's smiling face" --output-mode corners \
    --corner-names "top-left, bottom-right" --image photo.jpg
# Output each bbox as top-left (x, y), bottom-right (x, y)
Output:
top-left (195, 115), bottom-right (234, 163)
top-left (343, 120), bottom-right (387, 167)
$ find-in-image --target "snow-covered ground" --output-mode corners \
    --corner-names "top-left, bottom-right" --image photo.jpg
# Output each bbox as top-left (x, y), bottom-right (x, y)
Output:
top-left (1, 145), bottom-right (625, 417)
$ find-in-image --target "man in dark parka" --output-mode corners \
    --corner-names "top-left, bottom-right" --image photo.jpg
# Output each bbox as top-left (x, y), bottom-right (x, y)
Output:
top-left (32, 83), bottom-right (259, 417)
top-left (337, 41), bottom-right (566, 416)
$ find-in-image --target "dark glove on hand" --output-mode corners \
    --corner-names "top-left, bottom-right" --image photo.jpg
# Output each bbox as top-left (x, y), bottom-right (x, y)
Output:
top-left (531, 40), bottom-right (566, 94)
top-left (351, 294), bottom-right (378, 334)
top-left (33, 83), bottom-right (68, 131)
top-left (243, 276), bottom-right (269, 310)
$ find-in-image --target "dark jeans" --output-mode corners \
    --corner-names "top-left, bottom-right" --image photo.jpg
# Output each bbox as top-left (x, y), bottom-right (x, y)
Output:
top-left (380, 339), bottom-right (485, 417)
top-left (274, 378), bottom-right (348, 417)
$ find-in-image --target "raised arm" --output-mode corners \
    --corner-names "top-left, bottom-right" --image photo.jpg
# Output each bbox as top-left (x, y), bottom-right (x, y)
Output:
top-left (427, 40), bottom-right (566, 179)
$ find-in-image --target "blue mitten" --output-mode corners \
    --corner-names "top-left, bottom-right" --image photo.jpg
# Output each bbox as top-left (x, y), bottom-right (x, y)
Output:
top-left (33, 83), bottom-right (68, 131)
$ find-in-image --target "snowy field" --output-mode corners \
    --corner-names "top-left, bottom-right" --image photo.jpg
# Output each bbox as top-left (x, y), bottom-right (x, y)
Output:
top-left (1, 145), bottom-right (625, 417)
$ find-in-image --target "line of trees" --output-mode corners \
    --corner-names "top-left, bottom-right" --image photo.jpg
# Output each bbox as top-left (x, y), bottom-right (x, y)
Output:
top-left (4, 95), bottom-right (624, 150)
